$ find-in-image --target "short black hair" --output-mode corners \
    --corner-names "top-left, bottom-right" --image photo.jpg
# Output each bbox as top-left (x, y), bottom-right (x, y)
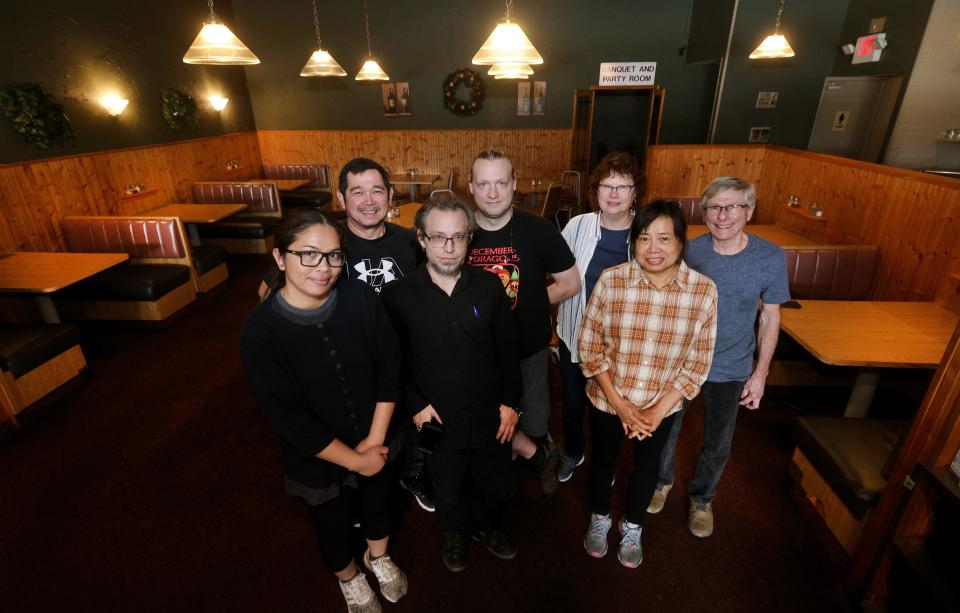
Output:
top-left (338, 157), bottom-right (392, 195)
top-left (630, 199), bottom-right (687, 253)
top-left (274, 207), bottom-right (344, 254)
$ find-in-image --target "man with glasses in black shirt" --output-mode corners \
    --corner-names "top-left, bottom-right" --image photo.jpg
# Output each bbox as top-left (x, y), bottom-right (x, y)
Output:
top-left (382, 193), bottom-right (522, 573)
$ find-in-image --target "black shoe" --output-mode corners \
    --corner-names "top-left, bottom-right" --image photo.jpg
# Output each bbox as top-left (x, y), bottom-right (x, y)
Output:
top-left (538, 442), bottom-right (561, 496)
top-left (400, 475), bottom-right (436, 512)
top-left (470, 528), bottom-right (517, 560)
top-left (441, 530), bottom-right (467, 572)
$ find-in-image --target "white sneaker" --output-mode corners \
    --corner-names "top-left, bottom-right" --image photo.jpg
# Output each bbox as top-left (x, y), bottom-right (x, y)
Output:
top-left (363, 549), bottom-right (408, 604)
top-left (583, 513), bottom-right (613, 558)
top-left (689, 501), bottom-right (714, 538)
top-left (339, 571), bottom-right (381, 613)
top-left (647, 483), bottom-right (672, 514)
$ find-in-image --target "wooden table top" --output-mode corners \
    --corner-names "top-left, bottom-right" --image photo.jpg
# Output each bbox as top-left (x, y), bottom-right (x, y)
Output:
top-left (779, 300), bottom-right (959, 368)
top-left (388, 203), bottom-right (422, 229)
top-left (0, 251), bottom-right (129, 293)
top-left (515, 178), bottom-right (550, 194)
top-left (141, 203), bottom-right (247, 223)
top-left (390, 173), bottom-right (440, 186)
top-left (687, 225), bottom-right (820, 248)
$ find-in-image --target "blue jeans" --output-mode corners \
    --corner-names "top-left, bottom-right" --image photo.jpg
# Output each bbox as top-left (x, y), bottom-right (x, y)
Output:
top-left (657, 379), bottom-right (745, 505)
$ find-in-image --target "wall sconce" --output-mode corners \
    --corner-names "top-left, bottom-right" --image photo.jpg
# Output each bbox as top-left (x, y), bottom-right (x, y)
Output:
top-left (101, 95), bottom-right (129, 116)
top-left (209, 96), bottom-right (229, 111)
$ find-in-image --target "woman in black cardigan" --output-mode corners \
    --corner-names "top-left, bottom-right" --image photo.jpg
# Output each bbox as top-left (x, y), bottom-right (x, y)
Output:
top-left (241, 208), bottom-right (406, 613)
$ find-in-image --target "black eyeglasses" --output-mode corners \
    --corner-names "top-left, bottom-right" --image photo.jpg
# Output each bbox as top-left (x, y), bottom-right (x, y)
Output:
top-left (423, 234), bottom-right (471, 248)
top-left (285, 249), bottom-right (345, 267)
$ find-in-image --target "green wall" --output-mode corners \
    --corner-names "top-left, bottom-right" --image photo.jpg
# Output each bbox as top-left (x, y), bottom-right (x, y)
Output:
top-left (0, 0), bottom-right (934, 165)
top-left (832, 0), bottom-right (933, 77)
top-left (0, 0), bottom-right (257, 164)
top-left (232, 0), bottom-right (718, 143)
top-left (712, 0), bottom-right (850, 147)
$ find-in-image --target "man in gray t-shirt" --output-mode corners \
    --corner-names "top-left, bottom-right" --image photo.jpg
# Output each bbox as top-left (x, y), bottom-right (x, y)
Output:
top-left (648, 176), bottom-right (789, 538)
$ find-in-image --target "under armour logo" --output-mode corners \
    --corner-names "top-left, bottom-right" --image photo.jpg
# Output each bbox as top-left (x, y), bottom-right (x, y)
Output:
top-left (353, 258), bottom-right (401, 292)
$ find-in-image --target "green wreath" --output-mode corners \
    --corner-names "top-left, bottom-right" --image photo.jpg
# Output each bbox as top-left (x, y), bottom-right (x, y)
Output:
top-left (443, 68), bottom-right (484, 117)
top-left (0, 83), bottom-right (76, 150)
top-left (161, 88), bottom-right (199, 131)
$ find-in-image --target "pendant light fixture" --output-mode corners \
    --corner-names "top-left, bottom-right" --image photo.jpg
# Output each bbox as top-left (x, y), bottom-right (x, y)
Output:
top-left (354, 0), bottom-right (389, 80)
top-left (183, 0), bottom-right (259, 65)
top-left (472, 1), bottom-right (543, 68)
top-left (749, 0), bottom-right (796, 59)
top-left (488, 62), bottom-right (533, 79)
top-left (300, 0), bottom-right (347, 76)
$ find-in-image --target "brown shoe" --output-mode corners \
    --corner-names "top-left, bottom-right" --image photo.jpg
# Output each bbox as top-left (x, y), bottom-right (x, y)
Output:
top-left (689, 500), bottom-right (714, 538)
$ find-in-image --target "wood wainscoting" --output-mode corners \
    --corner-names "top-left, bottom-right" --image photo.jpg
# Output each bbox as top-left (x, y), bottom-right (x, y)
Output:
top-left (257, 129), bottom-right (572, 196)
top-left (0, 132), bottom-right (261, 252)
top-left (647, 145), bottom-right (960, 307)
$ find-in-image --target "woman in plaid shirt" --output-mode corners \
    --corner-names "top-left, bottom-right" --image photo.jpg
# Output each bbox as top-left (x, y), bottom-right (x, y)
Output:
top-left (578, 200), bottom-right (718, 568)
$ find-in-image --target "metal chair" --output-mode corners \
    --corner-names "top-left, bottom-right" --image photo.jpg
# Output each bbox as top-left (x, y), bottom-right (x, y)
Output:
top-left (539, 183), bottom-right (564, 229)
top-left (557, 170), bottom-right (581, 227)
top-left (429, 189), bottom-right (454, 198)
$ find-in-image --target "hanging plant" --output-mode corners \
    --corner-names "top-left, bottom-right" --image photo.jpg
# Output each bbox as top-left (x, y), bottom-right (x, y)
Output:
top-left (161, 88), bottom-right (199, 131)
top-left (442, 68), bottom-right (484, 117)
top-left (0, 83), bottom-right (76, 150)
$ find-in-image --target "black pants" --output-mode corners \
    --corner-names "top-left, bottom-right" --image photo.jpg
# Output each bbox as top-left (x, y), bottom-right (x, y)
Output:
top-left (301, 459), bottom-right (397, 573)
top-left (429, 431), bottom-right (512, 532)
top-left (587, 405), bottom-right (677, 526)
top-left (398, 419), bottom-right (426, 479)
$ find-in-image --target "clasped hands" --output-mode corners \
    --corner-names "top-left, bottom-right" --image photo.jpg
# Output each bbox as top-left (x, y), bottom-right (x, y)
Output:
top-left (613, 396), bottom-right (668, 440)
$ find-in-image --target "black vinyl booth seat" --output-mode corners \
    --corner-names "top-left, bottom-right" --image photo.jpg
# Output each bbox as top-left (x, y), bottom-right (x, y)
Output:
top-left (196, 218), bottom-right (281, 239)
top-left (792, 416), bottom-right (907, 519)
top-left (191, 245), bottom-right (228, 275)
top-left (0, 324), bottom-right (82, 378)
top-left (280, 190), bottom-right (333, 209)
top-left (56, 263), bottom-right (192, 302)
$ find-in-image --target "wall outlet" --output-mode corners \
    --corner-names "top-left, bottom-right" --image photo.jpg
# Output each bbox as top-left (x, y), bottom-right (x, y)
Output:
top-left (756, 91), bottom-right (779, 109)
top-left (748, 127), bottom-right (771, 143)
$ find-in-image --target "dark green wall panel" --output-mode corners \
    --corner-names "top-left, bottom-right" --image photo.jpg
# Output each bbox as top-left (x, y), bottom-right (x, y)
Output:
top-left (0, 0), bottom-right (257, 164)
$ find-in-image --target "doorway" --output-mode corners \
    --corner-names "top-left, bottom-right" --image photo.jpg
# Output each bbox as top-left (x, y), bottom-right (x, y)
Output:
top-left (807, 75), bottom-right (904, 162)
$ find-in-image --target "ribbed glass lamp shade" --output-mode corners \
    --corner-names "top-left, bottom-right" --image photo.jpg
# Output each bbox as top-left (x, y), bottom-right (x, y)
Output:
top-left (354, 58), bottom-right (389, 81)
top-left (183, 20), bottom-right (260, 65)
top-left (300, 49), bottom-right (347, 77)
top-left (472, 21), bottom-right (543, 65)
top-left (488, 62), bottom-right (533, 79)
top-left (749, 34), bottom-right (795, 59)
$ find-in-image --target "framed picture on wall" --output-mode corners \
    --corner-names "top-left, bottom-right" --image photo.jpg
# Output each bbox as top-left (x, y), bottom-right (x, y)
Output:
top-left (396, 82), bottom-right (411, 116)
top-left (517, 82), bottom-right (531, 116)
top-left (381, 83), bottom-right (398, 116)
top-left (533, 81), bottom-right (546, 116)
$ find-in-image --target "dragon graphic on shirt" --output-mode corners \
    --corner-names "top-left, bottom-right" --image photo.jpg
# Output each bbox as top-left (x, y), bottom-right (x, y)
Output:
top-left (467, 246), bottom-right (520, 310)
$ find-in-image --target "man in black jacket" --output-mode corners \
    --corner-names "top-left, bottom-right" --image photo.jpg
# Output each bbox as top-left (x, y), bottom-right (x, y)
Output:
top-left (382, 193), bottom-right (522, 573)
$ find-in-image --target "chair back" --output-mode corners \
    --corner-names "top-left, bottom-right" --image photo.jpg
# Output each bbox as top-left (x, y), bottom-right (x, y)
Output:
top-left (192, 182), bottom-right (282, 218)
top-left (263, 164), bottom-right (330, 188)
top-left (445, 167), bottom-right (456, 191)
top-left (539, 183), bottom-right (564, 226)
top-left (429, 189), bottom-right (454, 198)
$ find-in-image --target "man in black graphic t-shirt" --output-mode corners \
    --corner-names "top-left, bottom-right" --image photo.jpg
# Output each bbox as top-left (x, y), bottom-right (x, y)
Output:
top-left (336, 158), bottom-right (419, 293)
top-left (467, 149), bottom-right (580, 496)
top-left (335, 158), bottom-right (429, 512)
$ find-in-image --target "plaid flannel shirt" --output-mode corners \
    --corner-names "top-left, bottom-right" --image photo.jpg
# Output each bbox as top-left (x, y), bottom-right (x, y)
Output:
top-left (578, 259), bottom-right (718, 417)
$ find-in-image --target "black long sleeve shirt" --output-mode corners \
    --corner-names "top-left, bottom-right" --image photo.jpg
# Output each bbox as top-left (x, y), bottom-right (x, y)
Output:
top-left (240, 278), bottom-right (401, 488)
top-left (381, 264), bottom-right (521, 449)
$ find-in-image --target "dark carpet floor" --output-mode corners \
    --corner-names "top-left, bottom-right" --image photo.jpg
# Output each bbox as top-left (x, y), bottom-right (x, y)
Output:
top-left (0, 255), bottom-right (860, 613)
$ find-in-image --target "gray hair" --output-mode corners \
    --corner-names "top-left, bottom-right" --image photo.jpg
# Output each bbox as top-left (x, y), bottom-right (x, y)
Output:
top-left (414, 192), bottom-right (477, 234)
top-left (700, 176), bottom-right (757, 209)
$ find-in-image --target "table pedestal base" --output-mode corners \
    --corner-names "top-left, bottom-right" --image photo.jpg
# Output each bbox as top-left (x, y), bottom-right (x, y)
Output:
top-left (35, 295), bottom-right (61, 324)
top-left (844, 368), bottom-right (881, 418)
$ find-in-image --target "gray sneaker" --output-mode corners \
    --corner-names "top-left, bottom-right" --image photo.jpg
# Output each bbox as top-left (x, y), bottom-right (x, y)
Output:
top-left (689, 500), bottom-right (714, 538)
top-left (363, 549), bottom-right (408, 604)
top-left (617, 517), bottom-right (643, 568)
top-left (583, 513), bottom-right (612, 558)
top-left (646, 483), bottom-right (672, 514)
top-left (557, 453), bottom-right (584, 483)
top-left (339, 571), bottom-right (381, 613)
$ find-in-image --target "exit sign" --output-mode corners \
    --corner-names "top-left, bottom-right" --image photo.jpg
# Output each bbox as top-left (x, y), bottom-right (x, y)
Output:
top-left (852, 33), bottom-right (886, 64)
